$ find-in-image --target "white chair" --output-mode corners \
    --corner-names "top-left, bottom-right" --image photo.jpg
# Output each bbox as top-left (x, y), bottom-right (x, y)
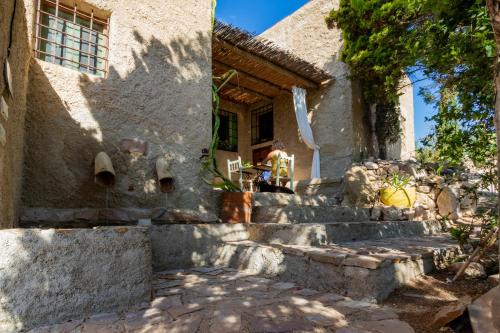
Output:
top-left (276, 154), bottom-right (295, 191)
top-left (227, 157), bottom-right (253, 192)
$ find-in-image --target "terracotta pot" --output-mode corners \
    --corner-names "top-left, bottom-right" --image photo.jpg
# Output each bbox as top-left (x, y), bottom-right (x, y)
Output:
top-left (221, 192), bottom-right (252, 223)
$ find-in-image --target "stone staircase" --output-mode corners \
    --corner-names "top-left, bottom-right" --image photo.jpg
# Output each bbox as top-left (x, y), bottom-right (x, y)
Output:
top-left (152, 192), bottom-right (461, 303)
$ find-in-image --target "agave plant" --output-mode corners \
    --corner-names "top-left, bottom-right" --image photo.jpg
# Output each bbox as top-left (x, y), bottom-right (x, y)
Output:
top-left (199, 0), bottom-right (241, 191)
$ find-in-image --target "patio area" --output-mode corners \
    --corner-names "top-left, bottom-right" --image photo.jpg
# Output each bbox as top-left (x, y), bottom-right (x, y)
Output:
top-left (28, 268), bottom-right (415, 333)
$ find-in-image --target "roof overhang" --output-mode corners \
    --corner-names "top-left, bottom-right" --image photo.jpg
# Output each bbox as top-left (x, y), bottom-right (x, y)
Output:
top-left (213, 21), bottom-right (333, 105)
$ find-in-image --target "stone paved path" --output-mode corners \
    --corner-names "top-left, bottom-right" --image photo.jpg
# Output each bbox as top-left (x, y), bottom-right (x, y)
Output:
top-left (28, 268), bottom-right (415, 333)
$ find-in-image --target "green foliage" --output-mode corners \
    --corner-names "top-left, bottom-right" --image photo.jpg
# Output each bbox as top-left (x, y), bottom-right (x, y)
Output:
top-left (327, 0), bottom-right (499, 250)
top-left (384, 173), bottom-right (412, 190)
top-left (200, 0), bottom-right (241, 192)
top-left (449, 223), bottom-right (473, 249)
top-left (327, 0), bottom-right (497, 167)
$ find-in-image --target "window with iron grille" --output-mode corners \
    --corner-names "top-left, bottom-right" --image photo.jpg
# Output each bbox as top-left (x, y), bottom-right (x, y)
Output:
top-left (34, 0), bottom-right (109, 77)
top-left (214, 110), bottom-right (238, 152)
top-left (251, 104), bottom-right (273, 145)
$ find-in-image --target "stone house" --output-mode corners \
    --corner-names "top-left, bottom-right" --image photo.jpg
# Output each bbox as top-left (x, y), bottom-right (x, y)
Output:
top-left (0, 0), bottom-right (414, 229)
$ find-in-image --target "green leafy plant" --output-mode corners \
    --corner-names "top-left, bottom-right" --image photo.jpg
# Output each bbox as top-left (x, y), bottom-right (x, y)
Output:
top-left (450, 223), bottom-right (473, 249)
top-left (199, 0), bottom-right (241, 192)
top-left (384, 173), bottom-right (411, 190)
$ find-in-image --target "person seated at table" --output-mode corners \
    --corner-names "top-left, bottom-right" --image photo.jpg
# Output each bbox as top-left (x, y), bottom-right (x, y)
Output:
top-left (261, 139), bottom-right (289, 186)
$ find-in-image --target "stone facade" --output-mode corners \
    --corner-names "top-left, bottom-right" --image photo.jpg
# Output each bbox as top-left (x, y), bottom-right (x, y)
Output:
top-left (23, 0), bottom-right (214, 213)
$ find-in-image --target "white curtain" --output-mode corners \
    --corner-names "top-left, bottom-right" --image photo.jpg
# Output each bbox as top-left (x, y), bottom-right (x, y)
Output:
top-left (292, 86), bottom-right (320, 179)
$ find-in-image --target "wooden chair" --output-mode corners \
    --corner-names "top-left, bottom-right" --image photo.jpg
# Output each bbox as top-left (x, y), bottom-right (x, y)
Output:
top-left (227, 157), bottom-right (253, 192)
top-left (276, 154), bottom-right (295, 191)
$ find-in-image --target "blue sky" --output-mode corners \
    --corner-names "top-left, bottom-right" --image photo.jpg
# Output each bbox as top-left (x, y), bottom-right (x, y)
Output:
top-left (216, 0), bottom-right (436, 145)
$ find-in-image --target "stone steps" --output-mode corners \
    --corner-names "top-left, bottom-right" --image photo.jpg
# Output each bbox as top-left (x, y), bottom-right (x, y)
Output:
top-left (252, 205), bottom-right (373, 223)
top-left (247, 220), bottom-right (445, 245)
top-left (252, 193), bottom-right (341, 207)
top-left (214, 235), bottom-right (460, 302)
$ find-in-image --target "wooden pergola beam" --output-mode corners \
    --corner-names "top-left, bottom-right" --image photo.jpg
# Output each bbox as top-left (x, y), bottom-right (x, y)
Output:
top-left (215, 38), bottom-right (319, 90)
top-left (213, 60), bottom-right (291, 96)
top-left (220, 82), bottom-right (272, 102)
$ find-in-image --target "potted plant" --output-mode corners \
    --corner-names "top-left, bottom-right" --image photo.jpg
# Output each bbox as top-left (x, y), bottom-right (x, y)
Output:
top-left (200, 6), bottom-right (251, 223)
top-left (380, 173), bottom-right (416, 208)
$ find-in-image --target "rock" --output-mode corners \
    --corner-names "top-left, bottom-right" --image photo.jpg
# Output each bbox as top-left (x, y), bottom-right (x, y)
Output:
top-left (364, 162), bottom-right (379, 170)
top-left (431, 296), bottom-right (471, 329)
top-left (381, 206), bottom-right (405, 221)
top-left (344, 166), bottom-right (377, 207)
top-left (487, 274), bottom-right (499, 284)
top-left (370, 206), bottom-right (382, 220)
top-left (413, 206), bottom-right (432, 221)
top-left (437, 186), bottom-right (461, 220)
top-left (416, 192), bottom-right (435, 209)
top-left (417, 185), bottom-right (432, 193)
top-left (449, 262), bottom-right (487, 279)
top-left (400, 163), bottom-right (425, 179)
top-left (422, 175), bottom-right (444, 185)
top-left (386, 164), bottom-right (399, 175)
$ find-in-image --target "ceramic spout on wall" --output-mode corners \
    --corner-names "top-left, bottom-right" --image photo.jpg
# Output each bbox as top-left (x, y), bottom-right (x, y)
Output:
top-left (156, 157), bottom-right (175, 193)
top-left (94, 152), bottom-right (115, 187)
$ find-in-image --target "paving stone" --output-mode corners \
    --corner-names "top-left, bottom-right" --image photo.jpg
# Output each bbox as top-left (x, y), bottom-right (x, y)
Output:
top-left (156, 313), bottom-right (204, 333)
top-left (154, 279), bottom-right (183, 289)
top-left (354, 319), bottom-right (415, 333)
top-left (315, 293), bottom-right (346, 303)
top-left (210, 310), bottom-right (241, 333)
top-left (247, 316), bottom-right (314, 333)
top-left (307, 250), bottom-right (346, 265)
top-left (167, 304), bottom-right (205, 318)
top-left (336, 327), bottom-right (372, 333)
top-left (28, 269), bottom-right (417, 333)
top-left (191, 266), bottom-right (223, 273)
top-left (294, 288), bottom-right (320, 297)
top-left (151, 295), bottom-right (182, 310)
top-left (271, 282), bottom-right (296, 291)
top-left (124, 308), bottom-right (165, 331)
top-left (155, 287), bottom-right (183, 296)
top-left (343, 255), bottom-right (384, 269)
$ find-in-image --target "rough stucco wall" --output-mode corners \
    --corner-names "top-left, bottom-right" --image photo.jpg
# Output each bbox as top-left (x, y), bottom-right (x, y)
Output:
top-left (0, 0), bottom-right (31, 229)
top-left (0, 226), bottom-right (151, 332)
top-left (23, 0), bottom-right (214, 213)
top-left (272, 95), bottom-right (313, 180)
top-left (386, 76), bottom-right (416, 160)
top-left (262, 0), bottom-right (356, 179)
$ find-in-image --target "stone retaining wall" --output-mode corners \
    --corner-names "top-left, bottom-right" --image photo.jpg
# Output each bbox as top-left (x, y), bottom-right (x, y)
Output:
top-left (0, 227), bottom-right (152, 332)
top-left (344, 160), bottom-right (478, 221)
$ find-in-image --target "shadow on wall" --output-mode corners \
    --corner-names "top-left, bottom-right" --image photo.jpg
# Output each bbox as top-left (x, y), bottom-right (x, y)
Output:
top-left (23, 30), bottom-right (215, 213)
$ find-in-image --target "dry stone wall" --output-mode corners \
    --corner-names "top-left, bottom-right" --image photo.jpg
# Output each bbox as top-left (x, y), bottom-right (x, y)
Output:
top-left (344, 160), bottom-right (478, 222)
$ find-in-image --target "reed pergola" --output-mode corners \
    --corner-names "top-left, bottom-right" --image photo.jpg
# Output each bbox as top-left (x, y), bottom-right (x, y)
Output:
top-left (213, 21), bottom-right (333, 105)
